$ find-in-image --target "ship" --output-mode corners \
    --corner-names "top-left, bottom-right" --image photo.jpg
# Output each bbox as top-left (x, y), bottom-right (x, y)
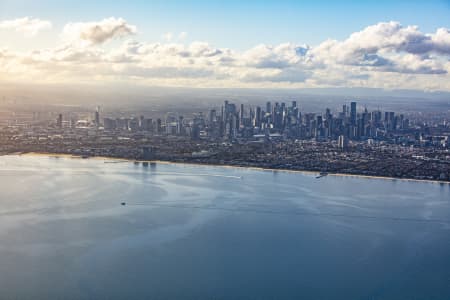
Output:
top-left (316, 172), bottom-right (329, 179)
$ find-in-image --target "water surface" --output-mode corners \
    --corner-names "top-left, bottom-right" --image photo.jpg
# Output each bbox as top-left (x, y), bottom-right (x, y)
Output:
top-left (0, 155), bottom-right (449, 299)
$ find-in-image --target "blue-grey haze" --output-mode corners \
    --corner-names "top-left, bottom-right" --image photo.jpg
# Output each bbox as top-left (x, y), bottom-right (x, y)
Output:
top-left (0, 155), bottom-right (449, 299)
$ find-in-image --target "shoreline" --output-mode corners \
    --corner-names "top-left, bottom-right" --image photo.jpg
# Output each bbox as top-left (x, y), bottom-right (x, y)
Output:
top-left (11, 151), bottom-right (450, 185)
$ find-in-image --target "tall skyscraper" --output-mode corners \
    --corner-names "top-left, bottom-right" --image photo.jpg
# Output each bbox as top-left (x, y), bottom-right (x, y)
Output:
top-left (156, 119), bottom-right (162, 133)
top-left (350, 102), bottom-right (357, 125)
top-left (56, 114), bottom-right (63, 128)
top-left (209, 109), bottom-right (216, 124)
top-left (338, 135), bottom-right (347, 149)
top-left (95, 106), bottom-right (100, 127)
top-left (266, 102), bottom-right (271, 115)
top-left (255, 106), bottom-right (262, 127)
top-left (240, 104), bottom-right (244, 127)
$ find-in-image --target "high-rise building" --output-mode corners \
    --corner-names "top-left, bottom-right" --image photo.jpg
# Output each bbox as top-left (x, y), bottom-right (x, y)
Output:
top-left (56, 114), bottom-right (63, 128)
top-left (143, 118), bottom-right (153, 132)
top-left (338, 135), bottom-right (348, 149)
top-left (95, 106), bottom-right (100, 127)
top-left (350, 102), bottom-right (357, 125)
top-left (240, 104), bottom-right (244, 127)
top-left (128, 118), bottom-right (139, 132)
top-left (342, 104), bottom-right (348, 117)
top-left (103, 118), bottom-right (116, 130)
top-left (178, 116), bottom-right (184, 135)
top-left (156, 119), bottom-right (162, 133)
top-left (255, 106), bottom-right (262, 127)
top-left (139, 115), bottom-right (145, 130)
top-left (209, 109), bottom-right (216, 124)
top-left (116, 118), bottom-right (129, 130)
top-left (266, 102), bottom-right (272, 116)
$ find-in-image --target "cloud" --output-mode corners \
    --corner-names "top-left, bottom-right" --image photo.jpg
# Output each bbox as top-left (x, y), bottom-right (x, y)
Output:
top-left (1, 20), bottom-right (450, 91)
top-left (0, 17), bottom-right (52, 36)
top-left (163, 32), bottom-right (188, 42)
top-left (431, 28), bottom-right (450, 54)
top-left (311, 21), bottom-right (450, 75)
top-left (162, 32), bottom-right (173, 42)
top-left (312, 22), bottom-right (450, 63)
top-left (384, 53), bottom-right (447, 74)
top-left (178, 32), bottom-right (188, 41)
top-left (241, 67), bottom-right (310, 83)
top-left (62, 17), bottom-right (136, 46)
top-left (243, 43), bottom-right (311, 69)
top-left (112, 65), bottom-right (216, 79)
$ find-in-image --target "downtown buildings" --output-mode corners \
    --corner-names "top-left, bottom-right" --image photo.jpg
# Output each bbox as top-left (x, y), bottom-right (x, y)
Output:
top-left (89, 100), bottom-right (447, 149)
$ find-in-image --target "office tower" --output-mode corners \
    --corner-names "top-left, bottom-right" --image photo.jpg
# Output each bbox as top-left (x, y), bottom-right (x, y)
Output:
top-left (178, 116), bottom-right (184, 135)
top-left (281, 102), bottom-right (287, 128)
top-left (103, 118), bottom-right (116, 130)
top-left (142, 118), bottom-right (153, 132)
top-left (240, 104), bottom-right (244, 127)
top-left (156, 119), bottom-right (162, 133)
top-left (231, 114), bottom-right (238, 139)
top-left (255, 106), bottom-right (262, 127)
top-left (325, 108), bottom-right (332, 120)
top-left (338, 135), bottom-right (347, 149)
top-left (191, 115), bottom-right (202, 140)
top-left (128, 118), bottom-right (139, 132)
top-left (384, 111), bottom-right (395, 131)
top-left (56, 114), bottom-right (63, 128)
top-left (342, 104), bottom-right (347, 117)
top-left (357, 118), bottom-right (364, 138)
top-left (116, 118), bottom-right (129, 131)
top-left (317, 115), bottom-right (323, 127)
top-left (266, 101), bottom-right (272, 116)
top-left (209, 109), bottom-right (216, 124)
top-left (372, 110), bottom-right (382, 125)
top-left (139, 115), bottom-right (145, 130)
top-left (402, 118), bottom-right (409, 129)
top-left (95, 107), bottom-right (100, 127)
top-left (350, 102), bottom-right (357, 125)
top-left (249, 107), bottom-right (255, 126)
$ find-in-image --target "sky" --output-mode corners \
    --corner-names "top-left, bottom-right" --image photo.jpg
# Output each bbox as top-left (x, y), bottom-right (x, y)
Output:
top-left (1, 0), bottom-right (450, 91)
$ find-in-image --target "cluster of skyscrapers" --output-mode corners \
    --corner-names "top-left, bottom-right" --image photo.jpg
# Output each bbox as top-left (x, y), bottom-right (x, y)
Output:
top-left (84, 101), bottom-right (409, 145)
top-left (205, 100), bottom-right (407, 142)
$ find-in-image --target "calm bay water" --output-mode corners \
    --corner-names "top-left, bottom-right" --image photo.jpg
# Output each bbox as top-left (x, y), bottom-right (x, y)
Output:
top-left (0, 154), bottom-right (449, 299)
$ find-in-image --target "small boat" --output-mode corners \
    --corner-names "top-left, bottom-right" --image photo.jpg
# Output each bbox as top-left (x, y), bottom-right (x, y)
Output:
top-left (316, 172), bottom-right (328, 179)
top-left (121, 202), bottom-right (126, 206)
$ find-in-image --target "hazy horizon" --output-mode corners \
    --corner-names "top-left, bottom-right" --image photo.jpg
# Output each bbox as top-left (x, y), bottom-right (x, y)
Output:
top-left (1, 83), bottom-right (450, 113)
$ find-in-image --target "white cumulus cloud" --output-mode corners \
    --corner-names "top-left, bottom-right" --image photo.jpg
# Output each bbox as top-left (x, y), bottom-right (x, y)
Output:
top-left (62, 17), bottom-right (137, 46)
top-left (1, 20), bottom-right (450, 91)
top-left (0, 17), bottom-right (52, 36)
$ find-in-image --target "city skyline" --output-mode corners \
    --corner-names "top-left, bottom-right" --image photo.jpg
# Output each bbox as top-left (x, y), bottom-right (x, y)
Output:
top-left (2, 97), bottom-right (449, 182)
top-left (1, 1), bottom-right (450, 92)
top-left (51, 100), bottom-right (435, 145)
